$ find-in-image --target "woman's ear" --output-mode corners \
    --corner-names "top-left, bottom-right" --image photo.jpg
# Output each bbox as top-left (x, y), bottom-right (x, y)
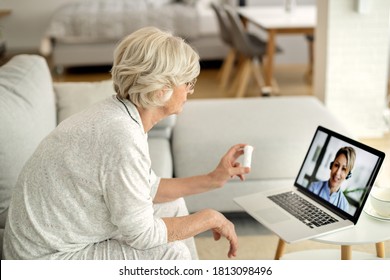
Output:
top-left (156, 89), bottom-right (165, 99)
top-left (158, 87), bottom-right (173, 104)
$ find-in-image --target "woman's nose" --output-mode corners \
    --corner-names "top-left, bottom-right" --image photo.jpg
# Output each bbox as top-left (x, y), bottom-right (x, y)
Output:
top-left (336, 167), bottom-right (344, 177)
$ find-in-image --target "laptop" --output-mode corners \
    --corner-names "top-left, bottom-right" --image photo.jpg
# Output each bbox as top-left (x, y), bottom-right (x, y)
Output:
top-left (234, 126), bottom-right (385, 243)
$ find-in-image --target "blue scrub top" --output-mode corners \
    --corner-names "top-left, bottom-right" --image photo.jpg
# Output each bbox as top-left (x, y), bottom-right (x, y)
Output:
top-left (308, 180), bottom-right (349, 212)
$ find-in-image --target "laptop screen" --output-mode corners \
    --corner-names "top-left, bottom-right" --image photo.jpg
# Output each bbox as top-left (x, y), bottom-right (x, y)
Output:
top-left (295, 126), bottom-right (385, 223)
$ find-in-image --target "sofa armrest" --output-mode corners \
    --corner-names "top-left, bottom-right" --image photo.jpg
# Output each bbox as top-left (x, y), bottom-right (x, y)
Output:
top-left (0, 54), bottom-right (57, 219)
top-left (149, 115), bottom-right (176, 139)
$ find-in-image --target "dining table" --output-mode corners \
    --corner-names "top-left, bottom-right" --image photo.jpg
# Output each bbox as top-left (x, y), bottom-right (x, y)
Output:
top-left (237, 5), bottom-right (316, 94)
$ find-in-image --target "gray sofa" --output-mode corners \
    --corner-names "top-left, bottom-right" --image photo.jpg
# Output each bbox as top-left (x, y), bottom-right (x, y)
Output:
top-left (0, 54), bottom-right (349, 258)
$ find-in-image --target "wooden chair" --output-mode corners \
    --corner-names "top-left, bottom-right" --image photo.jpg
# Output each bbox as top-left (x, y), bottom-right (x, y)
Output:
top-left (224, 5), bottom-right (281, 97)
top-left (211, 3), bottom-right (237, 90)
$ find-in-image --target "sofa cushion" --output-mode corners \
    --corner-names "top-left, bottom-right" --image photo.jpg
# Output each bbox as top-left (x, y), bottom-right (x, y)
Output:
top-left (173, 97), bottom-right (349, 182)
top-left (54, 80), bottom-right (116, 123)
top-left (54, 80), bottom-right (176, 138)
top-left (173, 97), bottom-right (350, 212)
top-left (0, 55), bottom-right (56, 225)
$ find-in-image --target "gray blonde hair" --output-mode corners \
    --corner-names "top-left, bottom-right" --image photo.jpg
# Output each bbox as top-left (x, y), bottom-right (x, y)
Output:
top-left (334, 146), bottom-right (356, 173)
top-left (111, 27), bottom-right (200, 108)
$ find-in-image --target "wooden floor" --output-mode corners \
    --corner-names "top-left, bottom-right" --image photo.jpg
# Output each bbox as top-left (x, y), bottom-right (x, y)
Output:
top-left (52, 62), bottom-right (314, 98)
top-left (53, 62), bottom-right (390, 188)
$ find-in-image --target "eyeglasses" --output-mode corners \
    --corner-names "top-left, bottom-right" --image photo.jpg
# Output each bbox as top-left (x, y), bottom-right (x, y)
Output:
top-left (185, 78), bottom-right (197, 92)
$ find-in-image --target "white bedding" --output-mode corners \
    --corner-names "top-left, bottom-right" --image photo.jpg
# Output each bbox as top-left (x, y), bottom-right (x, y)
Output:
top-left (40, 0), bottom-right (232, 65)
top-left (197, 6), bottom-right (219, 36)
top-left (45, 0), bottom-right (200, 42)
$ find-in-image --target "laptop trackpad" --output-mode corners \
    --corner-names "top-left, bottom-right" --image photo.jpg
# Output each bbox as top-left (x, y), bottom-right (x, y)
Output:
top-left (257, 207), bottom-right (291, 224)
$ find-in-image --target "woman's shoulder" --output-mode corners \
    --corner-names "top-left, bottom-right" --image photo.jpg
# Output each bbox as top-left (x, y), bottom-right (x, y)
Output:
top-left (56, 96), bottom-right (144, 143)
top-left (309, 180), bottom-right (324, 189)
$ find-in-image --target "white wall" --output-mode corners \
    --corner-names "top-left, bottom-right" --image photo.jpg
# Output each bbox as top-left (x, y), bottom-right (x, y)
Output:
top-left (314, 0), bottom-right (390, 138)
top-left (248, 0), bottom-right (390, 77)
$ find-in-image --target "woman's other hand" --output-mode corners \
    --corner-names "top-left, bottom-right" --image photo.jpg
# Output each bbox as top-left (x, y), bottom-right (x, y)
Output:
top-left (208, 144), bottom-right (251, 188)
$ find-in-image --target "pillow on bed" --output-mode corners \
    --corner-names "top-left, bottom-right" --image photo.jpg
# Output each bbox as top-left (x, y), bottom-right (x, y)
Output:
top-left (179, 0), bottom-right (197, 5)
top-left (195, 0), bottom-right (227, 8)
top-left (147, 0), bottom-right (174, 8)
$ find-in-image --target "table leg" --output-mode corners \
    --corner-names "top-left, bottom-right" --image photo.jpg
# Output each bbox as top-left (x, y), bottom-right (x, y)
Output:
top-left (263, 29), bottom-right (276, 94)
top-left (341, 245), bottom-right (352, 260)
top-left (304, 35), bottom-right (314, 84)
top-left (375, 242), bottom-right (385, 258)
top-left (241, 16), bottom-right (248, 29)
top-left (274, 238), bottom-right (286, 260)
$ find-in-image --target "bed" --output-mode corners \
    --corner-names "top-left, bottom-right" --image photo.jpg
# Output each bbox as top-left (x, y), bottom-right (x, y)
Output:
top-left (41, 0), bottom-right (232, 72)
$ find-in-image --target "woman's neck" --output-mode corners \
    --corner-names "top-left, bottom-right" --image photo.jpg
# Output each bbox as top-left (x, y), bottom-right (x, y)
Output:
top-left (137, 106), bottom-right (166, 133)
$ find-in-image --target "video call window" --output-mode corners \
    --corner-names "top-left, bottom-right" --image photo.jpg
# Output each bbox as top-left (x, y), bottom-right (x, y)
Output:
top-left (296, 130), bottom-right (381, 216)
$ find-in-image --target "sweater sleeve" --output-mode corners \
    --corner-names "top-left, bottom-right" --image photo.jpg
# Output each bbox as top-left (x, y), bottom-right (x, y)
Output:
top-left (149, 169), bottom-right (160, 199)
top-left (101, 132), bottom-right (167, 250)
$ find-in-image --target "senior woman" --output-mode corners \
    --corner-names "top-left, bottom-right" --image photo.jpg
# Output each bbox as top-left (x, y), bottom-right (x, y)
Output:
top-left (3, 27), bottom-right (250, 260)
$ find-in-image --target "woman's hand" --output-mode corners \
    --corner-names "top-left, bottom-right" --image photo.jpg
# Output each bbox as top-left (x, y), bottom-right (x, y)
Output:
top-left (208, 144), bottom-right (251, 188)
top-left (155, 144), bottom-right (252, 202)
top-left (163, 208), bottom-right (238, 258)
top-left (211, 210), bottom-right (238, 258)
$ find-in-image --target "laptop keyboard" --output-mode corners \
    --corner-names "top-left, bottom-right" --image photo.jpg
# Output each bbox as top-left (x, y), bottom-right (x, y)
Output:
top-left (268, 192), bottom-right (338, 229)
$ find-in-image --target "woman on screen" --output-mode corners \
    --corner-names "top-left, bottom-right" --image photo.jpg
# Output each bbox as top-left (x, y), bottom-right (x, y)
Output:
top-left (308, 147), bottom-right (356, 212)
